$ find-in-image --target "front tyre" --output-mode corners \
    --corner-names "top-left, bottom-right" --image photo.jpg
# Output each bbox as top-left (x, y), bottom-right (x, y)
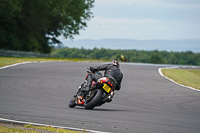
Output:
top-left (69, 97), bottom-right (76, 108)
top-left (84, 89), bottom-right (104, 110)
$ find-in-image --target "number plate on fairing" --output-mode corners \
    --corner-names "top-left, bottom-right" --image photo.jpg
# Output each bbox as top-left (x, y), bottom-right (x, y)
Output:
top-left (103, 84), bottom-right (111, 93)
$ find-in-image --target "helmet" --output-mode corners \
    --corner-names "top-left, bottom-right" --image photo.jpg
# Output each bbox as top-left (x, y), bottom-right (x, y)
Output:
top-left (110, 59), bottom-right (119, 67)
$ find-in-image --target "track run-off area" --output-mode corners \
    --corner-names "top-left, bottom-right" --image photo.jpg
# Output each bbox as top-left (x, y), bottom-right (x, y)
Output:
top-left (0, 62), bottom-right (200, 133)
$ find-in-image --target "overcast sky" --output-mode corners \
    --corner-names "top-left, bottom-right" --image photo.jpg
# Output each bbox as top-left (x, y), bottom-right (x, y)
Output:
top-left (66, 0), bottom-right (200, 41)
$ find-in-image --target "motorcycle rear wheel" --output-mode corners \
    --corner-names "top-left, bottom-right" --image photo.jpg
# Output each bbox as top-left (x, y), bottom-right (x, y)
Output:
top-left (84, 89), bottom-right (104, 110)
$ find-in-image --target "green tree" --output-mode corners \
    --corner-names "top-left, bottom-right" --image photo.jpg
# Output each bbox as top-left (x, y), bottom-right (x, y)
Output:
top-left (0, 0), bottom-right (94, 53)
top-left (0, 0), bottom-right (22, 50)
top-left (50, 47), bottom-right (199, 65)
top-left (150, 53), bottom-right (163, 64)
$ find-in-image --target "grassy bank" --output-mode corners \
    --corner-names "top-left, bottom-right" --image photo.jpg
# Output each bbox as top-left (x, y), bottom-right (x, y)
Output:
top-left (0, 57), bottom-right (106, 67)
top-left (0, 123), bottom-right (83, 133)
top-left (161, 69), bottom-right (200, 90)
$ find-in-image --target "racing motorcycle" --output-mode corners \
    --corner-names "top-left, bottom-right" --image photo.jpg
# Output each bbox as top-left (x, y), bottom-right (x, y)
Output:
top-left (69, 69), bottom-right (117, 110)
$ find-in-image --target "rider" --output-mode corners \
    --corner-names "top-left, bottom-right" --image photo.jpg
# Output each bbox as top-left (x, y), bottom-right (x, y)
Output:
top-left (83, 59), bottom-right (123, 92)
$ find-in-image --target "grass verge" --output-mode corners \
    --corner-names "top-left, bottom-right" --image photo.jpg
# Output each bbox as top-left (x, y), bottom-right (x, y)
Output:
top-left (0, 125), bottom-right (38, 133)
top-left (0, 57), bottom-right (106, 67)
top-left (0, 123), bottom-right (84, 133)
top-left (161, 69), bottom-right (200, 90)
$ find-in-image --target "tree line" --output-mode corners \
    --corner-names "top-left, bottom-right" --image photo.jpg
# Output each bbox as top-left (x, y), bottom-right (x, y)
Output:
top-left (51, 47), bottom-right (200, 65)
top-left (0, 0), bottom-right (94, 53)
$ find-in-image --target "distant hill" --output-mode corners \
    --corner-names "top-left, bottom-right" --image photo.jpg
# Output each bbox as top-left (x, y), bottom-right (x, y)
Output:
top-left (60, 39), bottom-right (200, 53)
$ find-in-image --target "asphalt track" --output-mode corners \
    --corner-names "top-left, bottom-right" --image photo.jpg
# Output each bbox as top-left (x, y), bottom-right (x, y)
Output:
top-left (0, 62), bottom-right (200, 133)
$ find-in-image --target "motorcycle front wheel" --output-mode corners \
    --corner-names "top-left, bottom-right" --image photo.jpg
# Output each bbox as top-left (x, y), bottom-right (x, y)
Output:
top-left (69, 97), bottom-right (76, 108)
top-left (84, 89), bottom-right (104, 110)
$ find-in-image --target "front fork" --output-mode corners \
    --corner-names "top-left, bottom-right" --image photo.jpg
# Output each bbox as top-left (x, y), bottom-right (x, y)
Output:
top-left (73, 85), bottom-right (86, 105)
top-left (75, 84), bottom-right (94, 105)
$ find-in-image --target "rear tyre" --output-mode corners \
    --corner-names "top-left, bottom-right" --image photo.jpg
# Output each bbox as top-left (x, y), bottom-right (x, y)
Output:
top-left (84, 89), bottom-right (104, 110)
top-left (69, 97), bottom-right (76, 108)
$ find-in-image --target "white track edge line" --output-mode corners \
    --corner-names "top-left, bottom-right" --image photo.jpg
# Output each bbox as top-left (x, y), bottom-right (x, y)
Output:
top-left (0, 118), bottom-right (110, 133)
top-left (0, 61), bottom-right (55, 70)
top-left (0, 61), bottom-right (64, 70)
top-left (0, 62), bottom-right (32, 69)
top-left (158, 67), bottom-right (200, 92)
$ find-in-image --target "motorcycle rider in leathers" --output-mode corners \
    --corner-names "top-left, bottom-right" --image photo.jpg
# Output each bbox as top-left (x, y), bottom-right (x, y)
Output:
top-left (83, 59), bottom-right (123, 92)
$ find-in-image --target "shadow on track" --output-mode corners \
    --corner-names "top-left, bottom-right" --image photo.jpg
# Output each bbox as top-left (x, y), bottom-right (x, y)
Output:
top-left (70, 107), bottom-right (132, 112)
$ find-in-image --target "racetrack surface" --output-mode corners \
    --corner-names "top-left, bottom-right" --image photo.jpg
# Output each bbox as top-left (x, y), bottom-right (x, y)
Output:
top-left (0, 62), bottom-right (200, 133)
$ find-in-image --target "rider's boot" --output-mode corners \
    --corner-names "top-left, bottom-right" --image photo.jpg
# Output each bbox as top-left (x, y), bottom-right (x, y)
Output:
top-left (81, 75), bottom-right (92, 92)
top-left (81, 85), bottom-right (90, 92)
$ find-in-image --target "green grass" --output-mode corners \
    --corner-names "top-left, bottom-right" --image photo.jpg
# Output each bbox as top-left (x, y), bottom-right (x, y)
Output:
top-left (24, 124), bottom-right (84, 133)
top-left (0, 124), bottom-right (84, 133)
top-left (0, 125), bottom-right (38, 133)
top-left (161, 69), bottom-right (200, 90)
top-left (0, 57), bottom-right (106, 67)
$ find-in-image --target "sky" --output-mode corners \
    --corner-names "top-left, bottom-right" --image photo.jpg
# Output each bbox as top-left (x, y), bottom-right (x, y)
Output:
top-left (61, 0), bottom-right (200, 41)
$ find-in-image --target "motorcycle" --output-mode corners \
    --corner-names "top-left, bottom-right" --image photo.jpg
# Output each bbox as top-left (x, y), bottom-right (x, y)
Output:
top-left (69, 68), bottom-right (117, 110)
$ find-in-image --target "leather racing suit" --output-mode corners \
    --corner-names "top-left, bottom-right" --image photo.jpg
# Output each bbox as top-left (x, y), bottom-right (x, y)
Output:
top-left (85, 64), bottom-right (123, 91)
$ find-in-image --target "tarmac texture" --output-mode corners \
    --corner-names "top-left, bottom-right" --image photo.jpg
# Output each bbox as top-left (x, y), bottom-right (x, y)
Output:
top-left (0, 62), bottom-right (200, 133)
